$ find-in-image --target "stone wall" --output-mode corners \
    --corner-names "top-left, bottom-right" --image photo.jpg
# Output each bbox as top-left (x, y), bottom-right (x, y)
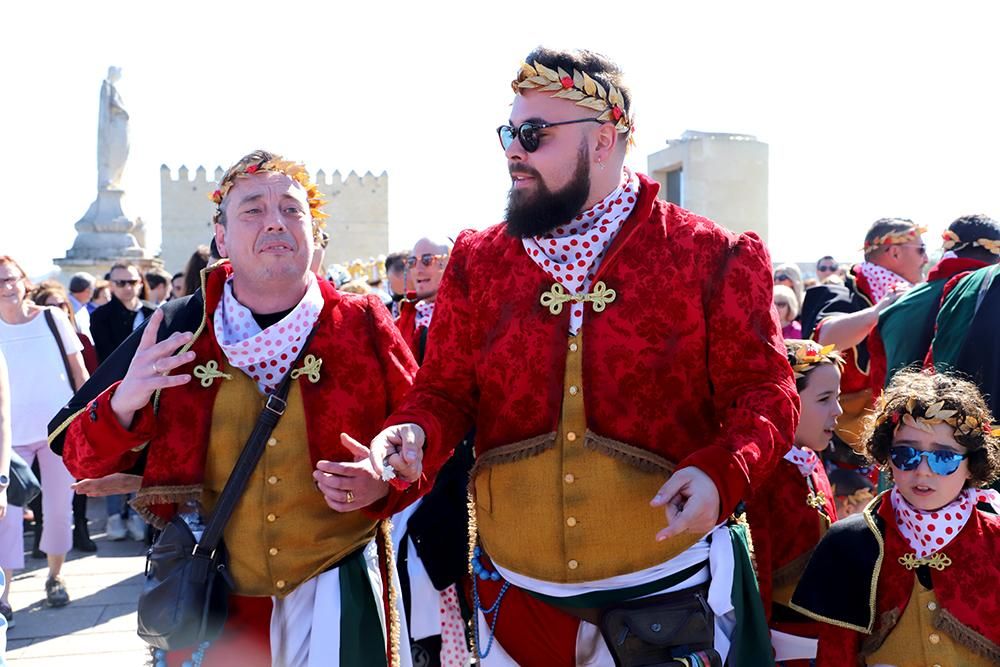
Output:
top-left (159, 165), bottom-right (389, 273)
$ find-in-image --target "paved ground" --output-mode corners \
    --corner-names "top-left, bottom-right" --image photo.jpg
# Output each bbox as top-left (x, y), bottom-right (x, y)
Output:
top-left (5, 507), bottom-right (150, 666)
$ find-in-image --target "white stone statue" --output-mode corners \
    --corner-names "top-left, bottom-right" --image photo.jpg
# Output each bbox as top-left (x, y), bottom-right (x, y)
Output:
top-left (97, 66), bottom-right (129, 191)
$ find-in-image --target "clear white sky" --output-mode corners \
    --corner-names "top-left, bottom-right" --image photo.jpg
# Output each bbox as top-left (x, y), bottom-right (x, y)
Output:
top-left (4, 1), bottom-right (1000, 277)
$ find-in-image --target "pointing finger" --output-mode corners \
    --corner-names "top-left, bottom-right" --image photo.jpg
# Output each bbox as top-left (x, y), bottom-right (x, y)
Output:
top-left (340, 432), bottom-right (371, 463)
top-left (136, 308), bottom-right (164, 351)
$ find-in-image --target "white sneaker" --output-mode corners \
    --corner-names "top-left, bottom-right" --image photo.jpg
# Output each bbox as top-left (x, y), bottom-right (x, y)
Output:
top-left (106, 514), bottom-right (127, 541)
top-left (127, 514), bottom-right (146, 541)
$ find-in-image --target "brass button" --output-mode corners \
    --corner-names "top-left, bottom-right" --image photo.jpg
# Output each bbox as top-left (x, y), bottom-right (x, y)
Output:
top-left (567, 559), bottom-right (579, 570)
top-left (569, 386), bottom-right (579, 396)
top-left (276, 580), bottom-right (286, 590)
top-left (267, 437), bottom-right (278, 447)
top-left (267, 475), bottom-right (279, 485)
top-left (564, 473), bottom-right (575, 484)
top-left (928, 633), bottom-right (940, 644)
top-left (566, 517), bottom-right (577, 527)
top-left (569, 343), bottom-right (579, 352)
top-left (269, 547), bottom-right (279, 556)
top-left (266, 513), bottom-right (277, 522)
top-left (927, 601), bottom-right (937, 611)
top-left (932, 664), bottom-right (942, 667)
top-left (566, 432), bottom-right (577, 442)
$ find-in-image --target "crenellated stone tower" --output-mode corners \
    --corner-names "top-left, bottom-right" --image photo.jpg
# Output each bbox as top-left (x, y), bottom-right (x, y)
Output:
top-left (159, 165), bottom-right (389, 273)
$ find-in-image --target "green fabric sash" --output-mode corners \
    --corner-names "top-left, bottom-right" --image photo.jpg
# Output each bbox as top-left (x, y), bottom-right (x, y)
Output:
top-left (338, 548), bottom-right (387, 667)
top-left (878, 278), bottom-right (946, 385)
top-left (932, 265), bottom-right (998, 369)
top-left (727, 521), bottom-right (775, 667)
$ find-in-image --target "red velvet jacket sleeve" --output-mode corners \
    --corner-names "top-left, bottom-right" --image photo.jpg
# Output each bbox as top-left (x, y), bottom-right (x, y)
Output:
top-left (680, 232), bottom-right (799, 518)
top-left (360, 294), bottom-right (431, 519)
top-left (816, 623), bottom-right (863, 667)
top-left (61, 382), bottom-right (158, 480)
top-left (385, 230), bottom-right (480, 457)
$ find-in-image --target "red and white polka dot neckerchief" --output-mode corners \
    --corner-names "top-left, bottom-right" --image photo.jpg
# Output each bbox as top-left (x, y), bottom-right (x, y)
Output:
top-left (213, 274), bottom-right (323, 393)
top-left (859, 262), bottom-right (911, 303)
top-left (784, 446), bottom-right (820, 477)
top-left (414, 300), bottom-right (435, 330)
top-left (890, 485), bottom-right (1000, 559)
top-left (523, 168), bottom-right (640, 335)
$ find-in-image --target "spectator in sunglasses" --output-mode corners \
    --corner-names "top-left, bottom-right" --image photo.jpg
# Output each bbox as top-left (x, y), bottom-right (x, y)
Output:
top-left (366, 46), bottom-right (796, 664)
top-left (793, 369), bottom-right (1000, 665)
top-left (383, 250), bottom-right (409, 318)
top-left (814, 256), bottom-right (838, 283)
top-left (395, 238), bottom-right (450, 363)
top-left (773, 285), bottom-right (801, 339)
top-left (87, 262), bottom-right (155, 542)
top-left (773, 263), bottom-right (804, 316)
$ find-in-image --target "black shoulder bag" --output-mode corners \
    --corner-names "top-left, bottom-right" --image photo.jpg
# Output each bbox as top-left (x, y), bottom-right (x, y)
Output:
top-left (137, 332), bottom-right (315, 650)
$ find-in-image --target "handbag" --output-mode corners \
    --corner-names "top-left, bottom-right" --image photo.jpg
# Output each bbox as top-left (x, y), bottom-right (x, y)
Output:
top-left (136, 332), bottom-right (316, 651)
top-left (598, 582), bottom-right (720, 667)
top-left (7, 450), bottom-right (41, 508)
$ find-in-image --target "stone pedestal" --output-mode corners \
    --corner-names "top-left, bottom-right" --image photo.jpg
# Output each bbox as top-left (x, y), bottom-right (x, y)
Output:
top-left (54, 189), bottom-right (160, 279)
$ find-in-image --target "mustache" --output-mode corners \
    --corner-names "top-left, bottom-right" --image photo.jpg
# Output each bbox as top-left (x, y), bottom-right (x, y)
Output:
top-left (254, 234), bottom-right (296, 251)
top-left (509, 164), bottom-right (541, 179)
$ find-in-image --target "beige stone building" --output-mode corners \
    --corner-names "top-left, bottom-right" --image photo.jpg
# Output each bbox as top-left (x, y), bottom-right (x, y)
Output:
top-left (159, 165), bottom-right (388, 273)
top-left (647, 131), bottom-right (768, 243)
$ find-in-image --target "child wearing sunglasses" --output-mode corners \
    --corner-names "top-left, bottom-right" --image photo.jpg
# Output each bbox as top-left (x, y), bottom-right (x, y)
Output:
top-left (748, 340), bottom-right (843, 666)
top-left (791, 369), bottom-right (1000, 666)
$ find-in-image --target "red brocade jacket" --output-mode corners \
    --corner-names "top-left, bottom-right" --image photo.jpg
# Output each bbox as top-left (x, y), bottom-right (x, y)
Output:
top-left (388, 173), bottom-right (799, 520)
top-left (792, 492), bottom-right (1000, 666)
top-left (58, 262), bottom-right (432, 526)
top-left (747, 456), bottom-right (837, 638)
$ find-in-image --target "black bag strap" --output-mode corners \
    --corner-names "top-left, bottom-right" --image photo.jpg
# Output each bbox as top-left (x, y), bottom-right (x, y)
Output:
top-left (193, 328), bottom-right (318, 558)
top-left (43, 308), bottom-right (77, 391)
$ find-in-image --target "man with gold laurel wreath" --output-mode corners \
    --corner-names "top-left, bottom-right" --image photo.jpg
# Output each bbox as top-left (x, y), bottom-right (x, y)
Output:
top-left (49, 150), bottom-right (434, 667)
top-left (364, 47), bottom-right (799, 666)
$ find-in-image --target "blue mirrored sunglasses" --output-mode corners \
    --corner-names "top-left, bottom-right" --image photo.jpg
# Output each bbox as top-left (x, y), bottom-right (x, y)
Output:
top-left (889, 445), bottom-right (967, 476)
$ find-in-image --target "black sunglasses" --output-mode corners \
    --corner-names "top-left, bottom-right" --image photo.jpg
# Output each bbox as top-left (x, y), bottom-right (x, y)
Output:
top-left (774, 274), bottom-right (792, 282)
top-left (889, 445), bottom-right (967, 476)
top-left (406, 253), bottom-right (447, 269)
top-left (112, 279), bottom-right (140, 287)
top-left (817, 264), bottom-right (837, 272)
top-left (497, 118), bottom-right (604, 153)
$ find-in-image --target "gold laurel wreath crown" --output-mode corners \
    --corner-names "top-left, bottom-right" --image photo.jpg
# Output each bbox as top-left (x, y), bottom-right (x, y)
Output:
top-left (787, 340), bottom-right (843, 379)
top-left (209, 156), bottom-right (329, 228)
top-left (941, 229), bottom-right (1000, 255)
top-left (873, 395), bottom-right (1000, 438)
top-left (513, 61), bottom-right (633, 139)
top-left (862, 225), bottom-right (927, 252)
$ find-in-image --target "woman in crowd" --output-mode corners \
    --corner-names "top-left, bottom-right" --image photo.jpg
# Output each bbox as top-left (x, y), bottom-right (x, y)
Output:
top-left (748, 340), bottom-right (842, 665)
top-left (792, 370), bottom-right (1000, 666)
top-left (0, 257), bottom-right (89, 614)
top-left (774, 263), bottom-right (805, 318)
top-left (29, 282), bottom-right (98, 553)
top-left (773, 285), bottom-right (802, 339)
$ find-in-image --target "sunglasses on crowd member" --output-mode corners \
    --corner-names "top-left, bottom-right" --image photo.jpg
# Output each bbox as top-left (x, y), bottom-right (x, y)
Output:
top-left (817, 263), bottom-right (838, 273)
top-left (406, 253), bottom-right (448, 269)
top-left (774, 301), bottom-right (790, 308)
top-left (889, 445), bottom-right (967, 476)
top-left (497, 118), bottom-right (604, 153)
top-left (774, 274), bottom-right (792, 282)
top-left (112, 279), bottom-right (140, 287)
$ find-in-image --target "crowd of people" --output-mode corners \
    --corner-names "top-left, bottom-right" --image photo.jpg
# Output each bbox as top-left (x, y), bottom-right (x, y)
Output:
top-left (1, 46), bottom-right (999, 667)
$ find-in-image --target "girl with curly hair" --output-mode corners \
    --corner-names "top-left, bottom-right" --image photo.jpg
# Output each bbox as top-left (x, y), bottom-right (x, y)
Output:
top-left (791, 369), bottom-right (1000, 666)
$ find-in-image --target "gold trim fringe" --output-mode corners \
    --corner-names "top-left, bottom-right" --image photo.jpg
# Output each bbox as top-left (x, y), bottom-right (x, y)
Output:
top-left (934, 607), bottom-right (1000, 662)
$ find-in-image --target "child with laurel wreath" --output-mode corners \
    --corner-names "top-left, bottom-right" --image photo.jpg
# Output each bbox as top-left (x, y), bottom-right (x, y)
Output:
top-left (791, 370), bottom-right (1000, 666)
top-left (747, 340), bottom-right (843, 666)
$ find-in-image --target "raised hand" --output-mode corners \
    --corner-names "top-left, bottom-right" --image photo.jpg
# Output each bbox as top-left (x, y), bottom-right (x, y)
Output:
top-left (650, 467), bottom-right (721, 542)
top-left (367, 423), bottom-right (426, 484)
top-left (313, 433), bottom-right (389, 512)
top-left (109, 308), bottom-right (195, 428)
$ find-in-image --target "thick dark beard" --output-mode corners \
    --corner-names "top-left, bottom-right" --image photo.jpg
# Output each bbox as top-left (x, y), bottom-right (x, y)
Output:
top-left (504, 144), bottom-right (591, 239)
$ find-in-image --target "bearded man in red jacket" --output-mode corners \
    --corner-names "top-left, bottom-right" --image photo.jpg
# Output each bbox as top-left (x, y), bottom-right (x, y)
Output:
top-left (367, 47), bottom-right (798, 666)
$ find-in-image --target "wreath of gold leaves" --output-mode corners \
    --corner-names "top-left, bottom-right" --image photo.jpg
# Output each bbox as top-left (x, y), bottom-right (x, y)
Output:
top-left (873, 395), bottom-right (1000, 438)
top-left (862, 225), bottom-right (927, 252)
top-left (208, 157), bottom-right (329, 226)
top-left (787, 340), bottom-right (843, 379)
top-left (512, 61), bottom-right (633, 138)
top-left (941, 229), bottom-right (1000, 255)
